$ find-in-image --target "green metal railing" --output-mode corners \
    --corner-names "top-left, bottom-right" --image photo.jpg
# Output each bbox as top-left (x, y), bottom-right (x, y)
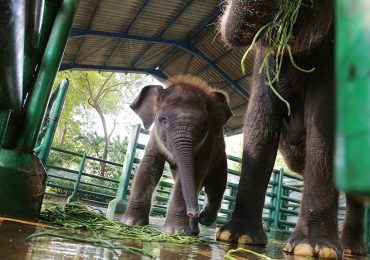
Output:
top-left (45, 125), bottom-right (302, 232)
top-left (44, 124), bottom-right (370, 246)
top-left (45, 147), bottom-right (121, 206)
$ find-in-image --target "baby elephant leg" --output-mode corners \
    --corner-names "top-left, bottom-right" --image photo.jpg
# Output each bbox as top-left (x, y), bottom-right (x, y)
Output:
top-left (162, 181), bottom-right (199, 235)
top-left (199, 158), bottom-right (227, 226)
top-left (122, 137), bottom-right (165, 226)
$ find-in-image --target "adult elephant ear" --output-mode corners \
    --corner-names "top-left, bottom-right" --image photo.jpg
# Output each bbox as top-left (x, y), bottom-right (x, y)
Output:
top-left (130, 85), bottom-right (164, 129)
top-left (210, 90), bottom-right (233, 134)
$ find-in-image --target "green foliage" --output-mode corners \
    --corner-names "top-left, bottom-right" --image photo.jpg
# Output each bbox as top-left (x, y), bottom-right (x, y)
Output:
top-left (50, 71), bottom-right (144, 177)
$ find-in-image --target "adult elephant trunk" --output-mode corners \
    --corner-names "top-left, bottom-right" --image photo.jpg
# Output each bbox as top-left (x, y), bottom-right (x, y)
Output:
top-left (220, 0), bottom-right (279, 46)
top-left (169, 131), bottom-right (199, 230)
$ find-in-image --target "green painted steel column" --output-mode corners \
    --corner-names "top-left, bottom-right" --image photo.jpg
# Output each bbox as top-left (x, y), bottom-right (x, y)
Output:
top-left (269, 169), bottom-right (285, 240)
top-left (35, 85), bottom-right (61, 148)
top-left (106, 124), bottom-right (141, 220)
top-left (67, 152), bottom-right (86, 203)
top-left (267, 171), bottom-right (279, 232)
top-left (0, 149), bottom-right (47, 219)
top-left (39, 79), bottom-right (69, 164)
top-left (335, 0), bottom-right (370, 196)
top-left (0, 0), bottom-right (25, 110)
top-left (0, 111), bottom-right (11, 149)
top-left (17, 0), bottom-right (78, 152)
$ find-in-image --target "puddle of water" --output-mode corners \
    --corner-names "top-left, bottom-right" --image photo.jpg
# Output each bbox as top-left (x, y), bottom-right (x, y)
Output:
top-left (0, 217), bottom-right (368, 260)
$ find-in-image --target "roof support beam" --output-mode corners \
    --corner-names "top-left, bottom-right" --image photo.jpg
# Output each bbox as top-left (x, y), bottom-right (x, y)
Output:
top-left (187, 7), bottom-right (221, 42)
top-left (132, 0), bottom-right (196, 67)
top-left (103, 0), bottom-right (151, 66)
top-left (59, 63), bottom-right (168, 80)
top-left (154, 7), bottom-right (221, 70)
top-left (69, 28), bottom-right (249, 98)
top-left (194, 48), bottom-right (233, 76)
top-left (74, 0), bottom-right (102, 63)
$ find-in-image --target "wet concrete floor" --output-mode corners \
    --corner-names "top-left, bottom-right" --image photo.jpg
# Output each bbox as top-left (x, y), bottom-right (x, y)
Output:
top-left (0, 204), bottom-right (368, 259)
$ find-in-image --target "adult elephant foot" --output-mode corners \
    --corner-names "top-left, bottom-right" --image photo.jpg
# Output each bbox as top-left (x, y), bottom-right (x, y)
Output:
top-left (216, 216), bottom-right (267, 245)
top-left (342, 222), bottom-right (368, 256)
top-left (342, 238), bottom-right (367, 257)
top-left (283, 230), bottom-right (342, 259)
top-left (341, 195), bottom-right (368, 256)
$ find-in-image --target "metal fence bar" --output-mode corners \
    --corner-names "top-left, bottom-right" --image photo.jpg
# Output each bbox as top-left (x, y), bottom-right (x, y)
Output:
top-left (67, 152), bottom-right (87, 203)
top-left (47, 165), bottom-right (119, 183)
top-left (0, 111), bottom-right (11, 149)
top-left (39, 79), bottom-right (69, 164)
top-left (106, 124), bottom-right (141, 220)
top-left (51, 147), bottom-right (124, 167)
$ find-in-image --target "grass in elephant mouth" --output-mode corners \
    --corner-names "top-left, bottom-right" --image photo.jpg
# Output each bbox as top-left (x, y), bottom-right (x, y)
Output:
top-left (241, 0), bottom-right (314, 116)
top-left (29, 202), bottom-right (203, 258)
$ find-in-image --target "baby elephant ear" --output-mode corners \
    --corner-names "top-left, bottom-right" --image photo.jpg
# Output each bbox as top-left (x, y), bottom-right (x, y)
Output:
top-left (130, 85), bottom-right (164, 129)
top-left (210, 91), bottom-right (233, 133)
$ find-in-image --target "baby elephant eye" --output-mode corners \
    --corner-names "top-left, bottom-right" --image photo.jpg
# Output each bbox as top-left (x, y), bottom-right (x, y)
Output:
top-left (160, 117), bottom-right (167, 125)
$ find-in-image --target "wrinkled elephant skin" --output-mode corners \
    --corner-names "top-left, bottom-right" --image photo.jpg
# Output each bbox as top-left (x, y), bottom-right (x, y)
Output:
top-left (217, 0), bottom-right (367, 259)
top-left (122, 75), bottom-right (231, 236)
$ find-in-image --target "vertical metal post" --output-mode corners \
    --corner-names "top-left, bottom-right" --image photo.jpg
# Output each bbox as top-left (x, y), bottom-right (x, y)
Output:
top-left (0, 0), bottom-right (25, 110)
top-left (268, 171), bottom-right (279, 232)
top-left (0, 111), bottom-right (11, 149)
top-left (106, 124), bottom-right (141, 220)
top-left (67, 152), bottom-right (86, 203)
top-left (17, 0), bottom-right (78, 152)
top-left (35, 85), bottom-right (61, 148)
top-left (274, 169), bottom-right (284, 228)
top-left (269, 169), bottom-right (284, 239)
top-left (32, 0), bottom-right (45, 48)
top-left (38, 79), bottom-right (69, 164)
top-left (335, 0), bottom-right (370, 196)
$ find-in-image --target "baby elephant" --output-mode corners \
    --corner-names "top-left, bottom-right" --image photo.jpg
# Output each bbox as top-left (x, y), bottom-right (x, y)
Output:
top-left (122, 75), bottom-right (232, 235)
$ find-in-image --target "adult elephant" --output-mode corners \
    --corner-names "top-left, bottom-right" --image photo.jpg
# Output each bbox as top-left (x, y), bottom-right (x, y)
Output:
top-left (216, 0), bottom-right (367, 258)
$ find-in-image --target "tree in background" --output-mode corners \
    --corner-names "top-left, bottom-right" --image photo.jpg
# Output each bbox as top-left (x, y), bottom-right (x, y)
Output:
top-left (51, 71), bottom-right (145, 177)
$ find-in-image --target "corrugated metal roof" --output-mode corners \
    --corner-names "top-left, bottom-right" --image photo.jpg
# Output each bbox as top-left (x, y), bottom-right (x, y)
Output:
top-left (62, 0), bottom-right (255, 135)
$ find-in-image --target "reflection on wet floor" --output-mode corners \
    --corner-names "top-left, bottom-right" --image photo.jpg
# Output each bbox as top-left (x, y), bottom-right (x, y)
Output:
top-left (0, 216), bottom-right (368, 260)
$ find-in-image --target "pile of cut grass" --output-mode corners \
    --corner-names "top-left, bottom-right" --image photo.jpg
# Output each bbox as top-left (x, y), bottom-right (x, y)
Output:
top-left (28, 202), bottom-right (202, 258)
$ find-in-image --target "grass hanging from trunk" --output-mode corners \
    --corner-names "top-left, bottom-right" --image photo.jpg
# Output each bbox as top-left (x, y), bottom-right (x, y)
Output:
top-left (241, 0), bottom-right (315, 116)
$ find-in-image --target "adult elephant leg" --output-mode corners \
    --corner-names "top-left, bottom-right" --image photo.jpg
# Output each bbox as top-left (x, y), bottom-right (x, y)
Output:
top-left (283, 73), bottom-right (342, 259)
top-left (217, 55), bottom-right (286, 245)
top-left (342, 194), bottom-right (367, 256)
top-left (199, 155), bottom-right (227, 226)
top-left (121, 135), bottom-right (165, 225)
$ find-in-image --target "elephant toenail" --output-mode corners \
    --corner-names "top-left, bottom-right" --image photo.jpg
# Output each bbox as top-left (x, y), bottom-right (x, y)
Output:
top-left (238, 235), bottom-right (252, 244)
top-left (344, 249), bottom-right (351, 255)
top-left (293, 243), bottom-right (315, 257)
top-left (318, 247), bottom-right (339, 259)
top-left (216, 230), bottom-right (232, 242)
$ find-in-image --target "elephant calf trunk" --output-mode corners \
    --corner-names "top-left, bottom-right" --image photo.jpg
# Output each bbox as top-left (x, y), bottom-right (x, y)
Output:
top-left (170, 134), bottom-right (200, 234)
